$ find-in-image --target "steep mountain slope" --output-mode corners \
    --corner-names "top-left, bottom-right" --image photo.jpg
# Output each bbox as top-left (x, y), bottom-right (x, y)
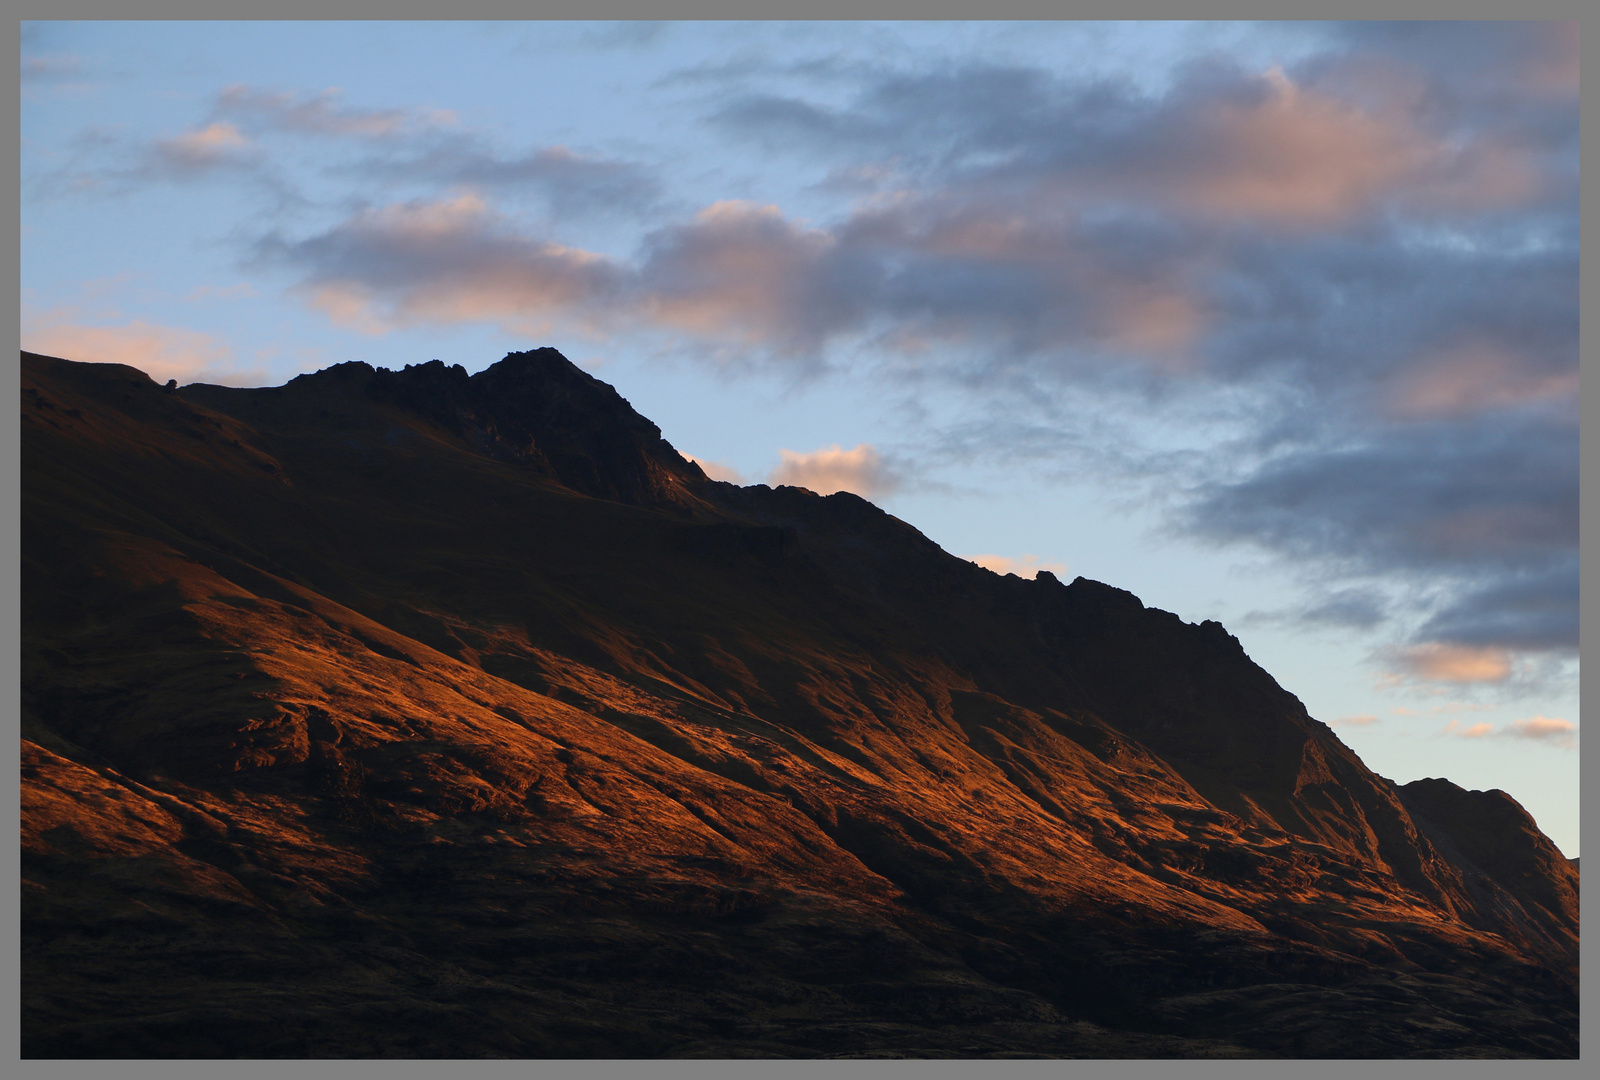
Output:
top-left (20, 349), bottom-right (1578, 1058)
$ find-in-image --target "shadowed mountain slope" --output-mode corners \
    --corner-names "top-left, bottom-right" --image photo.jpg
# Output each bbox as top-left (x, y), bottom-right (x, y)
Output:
top-left (20, 348), bottom-right (1578, 1059)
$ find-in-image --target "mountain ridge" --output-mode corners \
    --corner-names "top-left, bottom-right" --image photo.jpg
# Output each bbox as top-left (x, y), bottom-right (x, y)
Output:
top-left (20, 347), bottom-right (1578, 1058)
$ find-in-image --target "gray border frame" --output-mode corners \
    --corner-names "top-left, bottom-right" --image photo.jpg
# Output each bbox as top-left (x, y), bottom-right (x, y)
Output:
top-left (11, 5), bottom-right (1589, 1078)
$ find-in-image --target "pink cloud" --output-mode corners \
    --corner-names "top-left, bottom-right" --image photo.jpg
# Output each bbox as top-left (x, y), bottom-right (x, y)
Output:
top-left (1391, 643), bottom-right (1512, 684)
top-left (1176, 68), bottom-right (1434, 226)
top-left (1086, 66), bottom-right (1544, 227)
top-left (770, 443), bottom-right (899, 498)
top-left (1437, 715), bottom-right (1577, 749)
top-left (1440, 719), bottom-right (1495, 739)
top-left (682, 453), bottom-right (744, 485)
top-left (154, 122), bottom-right (252, 169)
top-left (1331, 714), bottom-right (1380, 728)
top-left (21, 303), bottom-right (266, 387)
top-left (1385, 339), bottom-right (1578, 419)
top-left (966, 554), bottom-right (1067, 580)
top-left (1504, 715), bottom-right (1577, 747)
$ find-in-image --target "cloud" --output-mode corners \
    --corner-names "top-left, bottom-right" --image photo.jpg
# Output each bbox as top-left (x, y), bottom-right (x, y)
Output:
top-left (1182, 415), bottom-right (1577, 655)
top-left (208, 85), bottom-right (657, 218)
top-left (1392, 643), bottom-right (1512, 685)
top-left (351, 142), bottom-right (661, 218)
top-left (153, 122), bottom-right (253, 171)
top-left (635, 201), bottom-right (860, 353)
top-left (715, 57), bottom-right (1552, 228)
top-left (770, 443), bottom-right (900, 498)
top-left (1438, 714), bottom-right (1576, 749)
top-left (1129, 66), bottom-right (1439, 226)
top-left (1521, 22), bottom-right (1578, 97)
top-left (682, 453), bottom-right (744, 484)
top-left (37, 82), bottom-right (656, 223)
top-left (965, 554), bottom-right (1067, 580)
top-left (1185, 419), bottom-right (1576, 565)
top-left (213, 84), bottom-right (457, 140)
top-left (1326, 20), bottom-right (1578, 103)
top-left (271, 190), bottom-right (1222, 370)
top-left (21, 304), bottom-right (267, 387)
top-left (256, 194), bottom-right (624, 335)
top-left (19, 38), bottom-right (101, 99)
top-left (1413, 560), bottom-right (1578, 653)
top-left (1295, 589), bottom-right (1389, 630)
top-left (1440, 719), bottom-right (1495, 739)
top-left (1503, 715), bottom-right (1576, 747)
top-left (1383, 338), bottom-right (1580, 420)
top-left (1330, 714), bottom-right (1380, 728)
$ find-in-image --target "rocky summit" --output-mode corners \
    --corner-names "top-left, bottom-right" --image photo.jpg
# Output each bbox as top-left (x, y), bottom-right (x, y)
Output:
top-left (20, 348), bottom-right (1578, 1059)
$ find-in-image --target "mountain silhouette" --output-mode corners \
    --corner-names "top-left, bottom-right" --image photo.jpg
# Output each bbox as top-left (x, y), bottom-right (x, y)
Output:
top-left (20, 348), bottom-right (1578, 1059)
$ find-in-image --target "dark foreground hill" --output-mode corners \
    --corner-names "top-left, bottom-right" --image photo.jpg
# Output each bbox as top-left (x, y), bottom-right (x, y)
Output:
top-left (20, 348), bottom-right (1578, 1059)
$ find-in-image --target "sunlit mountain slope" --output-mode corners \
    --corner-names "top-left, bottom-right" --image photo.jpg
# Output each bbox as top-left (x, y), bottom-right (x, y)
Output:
top-left (20, 349), bottom-right (1578, 1058)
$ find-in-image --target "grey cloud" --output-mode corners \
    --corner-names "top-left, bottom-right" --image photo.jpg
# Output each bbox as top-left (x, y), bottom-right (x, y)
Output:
top-left (348, 137), bottom-right (662, 219)
top-left (1238, 588), bottom-right (1391, 634)
top-left (1194, 230), bottom-right (1578, 437)
top-left (715, 93), bottom-right (883, 154)
top-left (1299, 589), bottom-right (1390, 630)
top-left (1319, 21), bottom-right (1578, 101)
top-left (1183, 416), bottom-right (1576, 653)
top-left (712, 64), bottom-right (1138, 178)
top-left (1185, 416), bottom-right (1576, 572)
top-left (1413, 560), bottom-right (1579, 652)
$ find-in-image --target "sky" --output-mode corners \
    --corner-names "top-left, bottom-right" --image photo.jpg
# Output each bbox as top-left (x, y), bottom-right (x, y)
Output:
top-left (19, 20), bottom-right (1580, 857)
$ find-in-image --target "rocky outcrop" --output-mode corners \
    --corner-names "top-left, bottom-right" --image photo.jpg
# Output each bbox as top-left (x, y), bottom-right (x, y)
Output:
top-left (213, 349), bottom-right (716, 508)
top-left (20, 349), bottom-right (1578, 1058)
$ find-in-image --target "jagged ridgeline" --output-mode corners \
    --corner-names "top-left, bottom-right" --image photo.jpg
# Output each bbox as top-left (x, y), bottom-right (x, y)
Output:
top-left (20, 348), bottom-right (1578, 1059)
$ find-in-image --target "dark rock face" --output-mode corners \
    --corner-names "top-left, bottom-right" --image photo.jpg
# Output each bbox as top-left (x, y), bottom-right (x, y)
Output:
top-left (20, 349), bottom-right (1578, 1059)
top-left (1397, 778), bottom-right (1580, 963)
top-left (277, 349), bottom-right (712, 507)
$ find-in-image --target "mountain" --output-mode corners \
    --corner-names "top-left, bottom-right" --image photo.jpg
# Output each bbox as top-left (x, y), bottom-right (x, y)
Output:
top-left (20, 348), bottom-right (1579, 1059)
